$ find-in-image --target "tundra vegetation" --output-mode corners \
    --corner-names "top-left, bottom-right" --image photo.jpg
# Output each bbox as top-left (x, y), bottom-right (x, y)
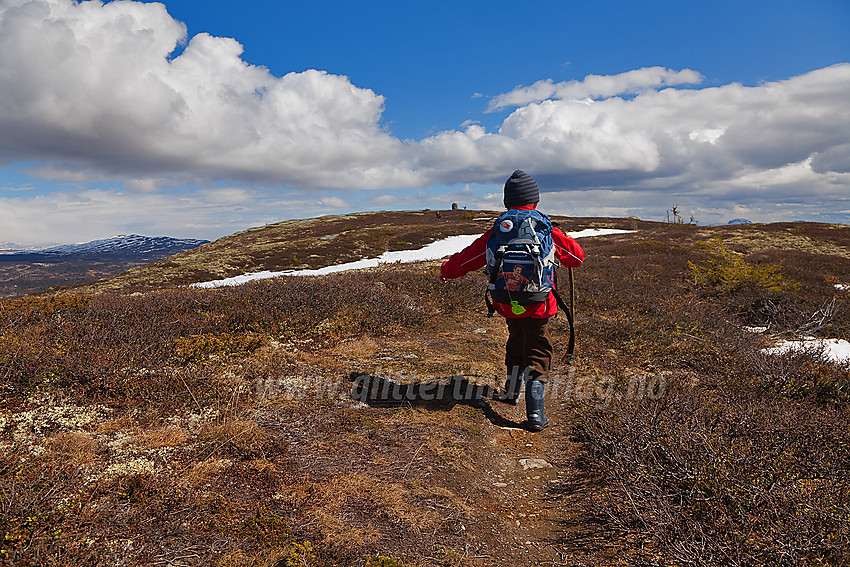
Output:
top-left (0, 211), bottom-right (848, 566)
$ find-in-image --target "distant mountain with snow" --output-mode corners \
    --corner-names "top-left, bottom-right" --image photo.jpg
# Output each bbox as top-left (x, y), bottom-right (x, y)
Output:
top-left (727, 218), bottom-right (753, 225)
top-left (0, 234), bottom-right (208, 262)
top-left (0, 235), bottom-right (210, 297)
top-left (0, 242), bottom-right (47, 253)
top-left (39, 234), bottom-right (209, 259)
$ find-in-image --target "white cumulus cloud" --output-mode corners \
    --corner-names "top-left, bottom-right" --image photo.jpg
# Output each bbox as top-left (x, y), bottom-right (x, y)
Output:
top-left (0, 0), bottom-right (848, 244)
top-left (487, 67), bottom-right (705, 110)
top-left (0, 0), bottom-right (419, 190)
top-left (0, 185), bottom-right (362, 245)
top-left (412, 64), bottom-right (850, 204)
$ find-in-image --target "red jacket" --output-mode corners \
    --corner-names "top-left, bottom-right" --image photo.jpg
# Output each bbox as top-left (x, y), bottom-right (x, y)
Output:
top-left (440, 205), bottom-right (584, 318)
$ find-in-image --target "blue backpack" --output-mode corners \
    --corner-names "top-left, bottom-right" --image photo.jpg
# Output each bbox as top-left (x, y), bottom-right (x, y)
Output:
top-left (485, 209), bottom-right (557, 316)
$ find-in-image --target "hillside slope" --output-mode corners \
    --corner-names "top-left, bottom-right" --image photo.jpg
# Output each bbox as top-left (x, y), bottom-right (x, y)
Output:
top-left (1, 214), bottom-right (849, 566)
top-left (64, 209), bottom-right (652, 294)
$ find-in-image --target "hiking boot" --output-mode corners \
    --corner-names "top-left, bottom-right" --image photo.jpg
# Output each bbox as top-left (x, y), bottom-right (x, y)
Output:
top-left (493, 367), bottom-right (522, 405)
top-left (525, 379), bottom-right (548, 431)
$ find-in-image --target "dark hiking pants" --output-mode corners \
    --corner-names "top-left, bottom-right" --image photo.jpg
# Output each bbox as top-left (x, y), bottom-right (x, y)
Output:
top-left (504, 317), bottom-right (553, 382)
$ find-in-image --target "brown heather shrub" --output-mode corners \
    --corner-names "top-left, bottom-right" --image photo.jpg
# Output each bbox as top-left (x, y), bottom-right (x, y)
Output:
top-left (227, 269), bottom-right (434, 337)
top-left (0, 289), bottom-right (216, 396)
top-left (355, 262), bottom-right (482, 316)
top-left (743, 348), bottom-right (850, 405)
top-left (0, 267), bottom-right (443, 405)
top-left (0, 450), bottom-right (90, 565)
top-left (569, 228), bottom-right (850, 565)
top-left (684, 243), bottom-right (846, 338)
top-left (0, 262), bottom-right (492, 564)
top-left (577, 386), bottom-right (850, 566)
top-left (173, 331), bottom-right (266, 364)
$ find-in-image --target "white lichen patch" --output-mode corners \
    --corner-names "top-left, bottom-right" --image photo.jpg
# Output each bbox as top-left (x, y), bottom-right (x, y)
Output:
top-left (166, 406), bottom-right (220, 432)
top-left (1, 392), bottom-right (193, 484)
top-left (106, 432), bottom-right (134, 455)
top-left (104, 457), bottom-right (156, 477)
top-left (3, 393), bottom-right (112, 455)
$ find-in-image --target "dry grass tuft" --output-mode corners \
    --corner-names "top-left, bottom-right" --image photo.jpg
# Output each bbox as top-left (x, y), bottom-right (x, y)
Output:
top-left (138, 425), bottom-right (189, 449)
top-left (45, 430), bottom-right (99, 465)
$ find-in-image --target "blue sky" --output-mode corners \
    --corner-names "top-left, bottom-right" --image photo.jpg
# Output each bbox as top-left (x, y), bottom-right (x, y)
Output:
top-left (156, 0), bottom-right (848, 137)
top-left (0, 0), bottom-right (848, 245)
top-left (142, 0), bottom-right (850, 145)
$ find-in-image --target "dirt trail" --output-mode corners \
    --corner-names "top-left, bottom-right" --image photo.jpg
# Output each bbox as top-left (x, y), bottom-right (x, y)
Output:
top-left (473, 380), bottom-right (605, 567)
top-left (348, 316), bottom-right (609, 565)
top-left (314, 296), bottom-right (609, 565)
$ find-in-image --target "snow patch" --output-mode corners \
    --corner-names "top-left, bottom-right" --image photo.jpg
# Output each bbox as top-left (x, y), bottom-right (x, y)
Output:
top-left (835, 284), bottom-right (850, 291)
top-left (192, 234), bottom-right (481, 288)
top-left (191, 228), bottom-right (636, 289)
top-left (762, 337), bottom-right (850, 364)
top-left (568, 228), bottom-right (635, 239)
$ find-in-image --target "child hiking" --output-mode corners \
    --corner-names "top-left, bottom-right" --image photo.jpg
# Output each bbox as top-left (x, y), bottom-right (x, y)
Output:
top-left (440, 170), bottom-right (584, 431)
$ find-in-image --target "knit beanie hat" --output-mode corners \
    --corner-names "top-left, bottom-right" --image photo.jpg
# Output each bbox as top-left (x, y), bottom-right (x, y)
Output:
top-left (503, 170), bottom-right (539, 208)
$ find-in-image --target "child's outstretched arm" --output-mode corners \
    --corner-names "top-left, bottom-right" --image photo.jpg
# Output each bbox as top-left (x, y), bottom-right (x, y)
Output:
top-left (440, 229), bottom-right (492, 281)
top-left (553, 228), bottom-right (584, 268)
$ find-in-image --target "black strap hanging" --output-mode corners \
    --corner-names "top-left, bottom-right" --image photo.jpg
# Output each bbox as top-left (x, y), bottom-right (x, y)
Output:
top-left (552, 287), bottom-right (575, 365)
top-left (552, 267), bottom-right (576, 365)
